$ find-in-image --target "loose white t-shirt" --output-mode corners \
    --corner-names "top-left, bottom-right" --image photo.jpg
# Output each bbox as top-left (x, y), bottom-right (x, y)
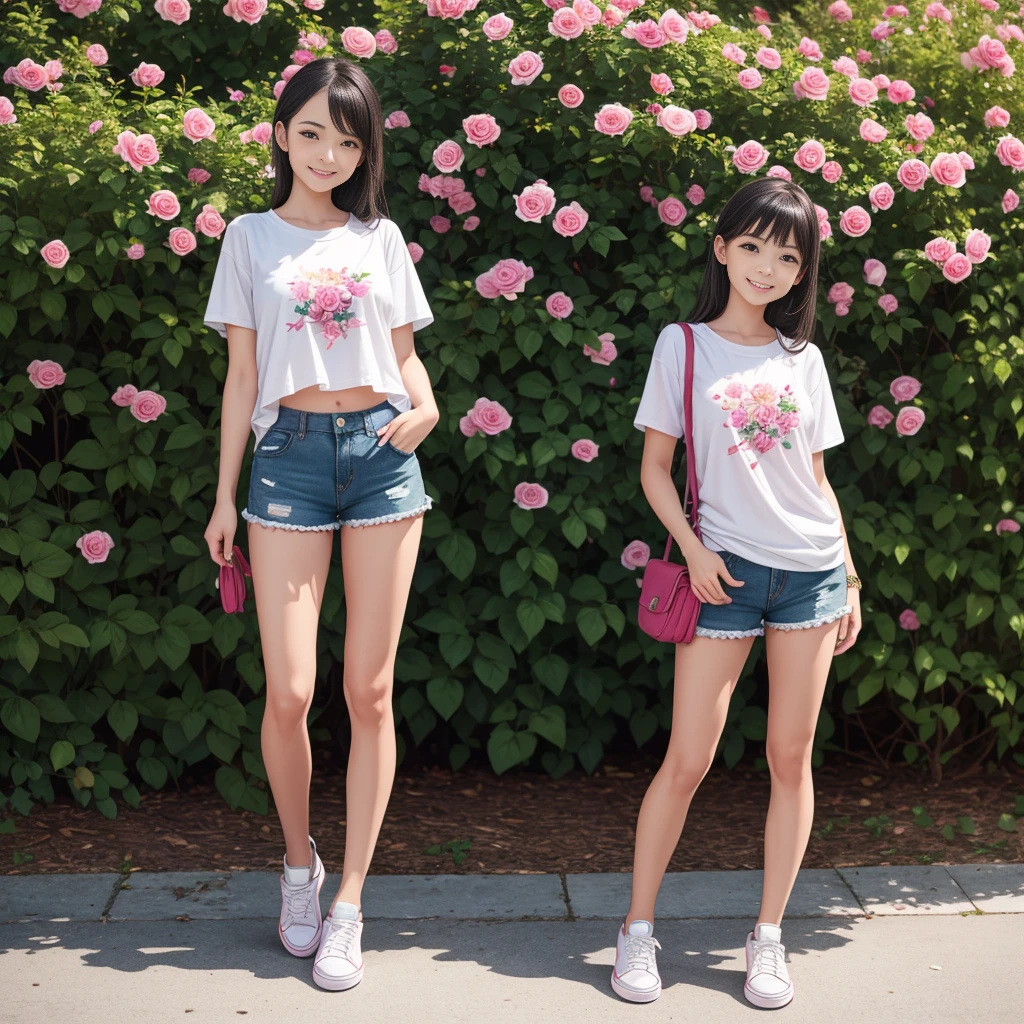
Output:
top-left (203, 208), bottom-right (434, 448)
top-left (634, 321), bottom-right (846, 572)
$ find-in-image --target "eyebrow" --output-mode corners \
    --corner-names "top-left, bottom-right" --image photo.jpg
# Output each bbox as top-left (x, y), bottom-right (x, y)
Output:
top-left (742, 233), bottom-right (800, 251)
top-left (297, 120), bottom-right (358, 139)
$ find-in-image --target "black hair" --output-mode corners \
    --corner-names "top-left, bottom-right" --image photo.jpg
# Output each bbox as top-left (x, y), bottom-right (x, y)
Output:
top-left (690, 176), bottom-right (821, 352)
top-left (269, 57), bottom-right (388, 227)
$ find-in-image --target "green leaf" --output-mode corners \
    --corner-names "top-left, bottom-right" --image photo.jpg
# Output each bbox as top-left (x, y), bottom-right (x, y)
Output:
top-left (39, 291), bottom-right (67, 320)
top-left (528, 706), bottom-right (566, 749)
top-left (426, 677), bottom-right (464, 721)
top-left (576, 606), bottom-right (607, 646)
top-left (107, 699), bottom-right (139, 742)
top-left (49, 740), bottom-right (76, 771)
top-left (965, 593), bottom-right (994, 629)
top-left (2, 695), bottom-right (41, 742)
top-left (487, 723), bottom-right (537, 775)
top-left (437, 531), bottom-right (477, 581)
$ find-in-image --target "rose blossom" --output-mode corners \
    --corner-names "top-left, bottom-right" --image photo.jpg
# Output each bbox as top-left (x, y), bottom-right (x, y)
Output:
top-left (795, 66), bottom-right (830, 101)
top-left (125, 244), bottom-right (145, 260)
top-left (930, 152), bottom-right (966, 188)
top-left (546, 292), bottom-right (573, 319)
top-left (905, 113), bottom-right (934, 142)
top-left (863, 259), bottom-right (887, 286)
top-left (650, 72), bottom-right (673, 96)
top-left (722, 43), bottom-right (746, 65)
top-left (657, 105), bottom-right (697, 136)
top-left (898, 609), bottom-right (920, 631)
top-left (76, 530), bottom-right (115, 565)
top-left (430, 215), bottom-right (451, 233)
top-left (995, 135), bottom-right (1024, 171)
top-left (1002, 190), bottom-right (1019, 214)
top-left (890, 375), bottom-right (921, 403)
top-left (222, 0), bottom-right (267, 24)
top-left (432, 139), bottom-right (465, 174)
top-left (964, 229), bottom-right (991, 264)
top-left (449, 192), bottom-right (476, 215)
top-left (86, 43), bottom-right (108, 65)
top-left (794, 139), bottom-right (826, 172)
top-left (738, 68), bottom-right (763, 90)
top-left (111, 384), bottom-right (139, 406)
top-left (896, 158), bottom-right (929, 191)
top-left (195, 204), bottom-right (226, 238)
top-left (941, 253), bottom-right (972, 283)
top-left (558, 83), bottom-right (584, 108)
top-left (514, 180), bottom-right (556, 222)
top-left (87, 119), bottom-right (103, 133)
top-left (839, 206), bottom-right (871, 237)
top-left (621, 540), bottom-right (650, 570)
top-left (583, 333), bottom-right (617, 365)
top-left (187, 167), bottom-right (211, 184)
top-left (168, 227), bottom-right (197, 256)
top-left (694, 109), bottom-right (712, 130)
top-left (56, 0), bottom-right (102, 17)
top-left (476, 258), bottom-right (534, 300)
top-left (887, 79), bottom-right (915, 104)
top-left (130, 389), bottom-right (167, 423)
top-left (27, 359), bottom-right (66, 388)
top-left (553, 202), bottom-right (589, 237)
top-left (40, 239), bottom-right (70, 268)
top-left (513, 482), bottom-right (549, 510)
top-left (130, 62), bottom-right (165, 88)
top-left (595, 103), bottom-right (633, 136)
top-left (878, 294), bottom-right (898, 315)
top-left (550, 8), bottom-right (584, 39)
top-left (924, 238), bottom-right (956, 265)
top-left (462, 397), bottom-right (513, 437)
top-left (895, 407), bottom-right (926, 436)
top-left (996, 519), bottom-right (1021, 535)
top-left (483, 13), bottom-right (514, 40)
top-left (182, 108), bottom-right (215, 143)
top-left (462, 112), bottom-right (501, 147)
top-left (463, 216), bottom-right (479, 231)
top-left (571, 439), bottom-right (599, 462)
top-left (867, 405), bottom-right (894, 428)
top-left (154, 0), bottom-right (191, 25)
top-left (341, 26), bottom-right (377, 59)
top-left (732, 140), bottom-right (768, 174)
top-left (686, 184), bottom-right (704, 205)
top-left (508, 50), bottom-right (543, 86)
top-left (374, 29), bottom-right (397, 54)
top-left (7, 59), bottom-right (48, 91)
top-left (756, 47), bottom-right (781, 69)
top-left (849, 77), bottom-right (878, 106)
top-left (657, 197), bottom-right (686, 226)
top-left (984, 106), bottom-right (1010, 129)
top-left (145, 189), bottom-right (179, 220)
top-left (768, 165), bottom-right (793, 181)
top-left (860, 119), bottom-right (888, 144)
top-left (828, 282), bottom-right (854, 305)
top-left (822, 161), bottom-right (842, 183)
top-left (868, 182), bottom-right (895, 211)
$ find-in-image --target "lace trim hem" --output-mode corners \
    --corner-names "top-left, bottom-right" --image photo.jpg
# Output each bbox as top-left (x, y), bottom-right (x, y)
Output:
top-left (764, 604), bottom-right (853, 632)
top-left (341, 498), bottom-right (433, 528)
top-left (241, 509), bottom-right (341, 531)
top-left (694, 625), bottom-right (764, 639)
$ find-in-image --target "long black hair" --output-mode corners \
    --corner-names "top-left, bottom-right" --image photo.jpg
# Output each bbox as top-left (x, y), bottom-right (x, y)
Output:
top-left (269, 57), bottom-right (388, 227)
top-left (690, 176), bottom-right (821, 352)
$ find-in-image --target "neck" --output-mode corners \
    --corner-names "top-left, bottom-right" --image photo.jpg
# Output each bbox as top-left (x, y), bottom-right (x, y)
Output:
top-left (707, 291), bottom-right (777, 345)
top-left (276, 173), bottom-right (348, 225)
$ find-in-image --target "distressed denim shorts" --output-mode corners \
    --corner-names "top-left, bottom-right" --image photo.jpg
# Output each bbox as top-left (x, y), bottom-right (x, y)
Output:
top-left (241, 400), bottom-right (432, 531)
top-left (695, 548), bottom-right (852, 639)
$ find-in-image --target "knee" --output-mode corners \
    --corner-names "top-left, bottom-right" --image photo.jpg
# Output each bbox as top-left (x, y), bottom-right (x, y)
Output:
top-left (344, 675), bottom-right (392, 729)
top-left (766, 739), bottom-right (813, 786)
top-left (661, 753), bottom-right (713, 797)
top-left (264, 683), bottom-right (314, 729)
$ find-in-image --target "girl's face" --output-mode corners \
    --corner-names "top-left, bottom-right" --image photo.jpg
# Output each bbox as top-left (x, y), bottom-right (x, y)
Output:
top-left (274, 87), bottom-right (365, 195)
top-left (713, 225), bottom-right (806, 307)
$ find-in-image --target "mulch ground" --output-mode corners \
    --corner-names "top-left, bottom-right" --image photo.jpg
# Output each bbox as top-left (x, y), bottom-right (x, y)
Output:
top-left (5, 750), bottom-right (1022, 876)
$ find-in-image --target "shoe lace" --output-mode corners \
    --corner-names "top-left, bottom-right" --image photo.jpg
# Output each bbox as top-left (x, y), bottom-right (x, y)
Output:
top-left (751, 938), bottom-right (787, 978)
top-left (624, 933), bottom-right (661, 972)
top-left (321, 916), bottom-right (360, 960)
top-left (281, 880), bottom-right (315, 925)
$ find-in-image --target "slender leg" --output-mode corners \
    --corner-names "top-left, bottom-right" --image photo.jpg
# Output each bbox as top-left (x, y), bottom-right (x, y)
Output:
top-left (333, 513), bottom-right (424, 908)
top-left (248, 521), bottom-right (335, 869)
top-left (625, 634), bottom-right (756, 926)
top-left (758, 618), bottom-right (841, 926)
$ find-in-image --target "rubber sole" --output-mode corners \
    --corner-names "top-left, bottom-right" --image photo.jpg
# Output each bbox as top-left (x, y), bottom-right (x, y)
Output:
top-left (279, 864), bottom-right (325, 958)
top-left (312, 962), bottom-right (364, 991)
top-left (611, 970), bottom-right (661, 1003)
top-left (743, 981), bottom-right (795, 1009)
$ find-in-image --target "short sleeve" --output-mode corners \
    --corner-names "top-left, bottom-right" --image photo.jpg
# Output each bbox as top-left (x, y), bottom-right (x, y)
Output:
top-left (385, 220), bottom-right (434, 332)
top-left (633, 326), bottom-right (685, 438)
top-left (807, 345), bottom-right (845, 452)
top-left (203, 218), bottom-right (255, 338)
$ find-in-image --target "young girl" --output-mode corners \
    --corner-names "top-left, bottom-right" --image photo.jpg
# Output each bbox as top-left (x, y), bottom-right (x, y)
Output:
top-left (202, 57), bottom-right (437, 992)
top-left (616, 176), bottom-right (862, 1008)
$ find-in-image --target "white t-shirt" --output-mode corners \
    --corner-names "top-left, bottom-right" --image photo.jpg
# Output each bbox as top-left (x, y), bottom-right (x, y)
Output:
top-left (203, 208), bottom-right (434, 448)
top-left (633, 321), bottom-right (846, 572)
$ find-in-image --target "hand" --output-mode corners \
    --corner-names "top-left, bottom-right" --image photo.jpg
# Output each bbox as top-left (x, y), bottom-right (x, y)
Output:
top-left (204, 500), bottom-right (238, 568)
top-left (681, 540), bottom-right (744, 605)
top-left (833, 586), bottom-right (862, 655)
top-left (377, 406), bottom-right (438, 454)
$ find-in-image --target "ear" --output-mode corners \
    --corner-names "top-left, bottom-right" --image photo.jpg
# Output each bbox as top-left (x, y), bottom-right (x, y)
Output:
top-left (713, 234), bottom-right (727, 265)
top-left (274, 121), bottom-right (288, 152)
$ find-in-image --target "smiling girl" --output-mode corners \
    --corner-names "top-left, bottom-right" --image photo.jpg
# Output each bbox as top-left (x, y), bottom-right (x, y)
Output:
top-left (202, 57), bottom-right (436, 991)
top-left (612, 177), bottom-right (862, 1008)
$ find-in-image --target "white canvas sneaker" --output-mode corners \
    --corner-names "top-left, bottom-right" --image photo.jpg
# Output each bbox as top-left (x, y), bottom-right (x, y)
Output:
top-left (744, 922), bottom-right (794, 1008)
top-left (278, 835), bottom-right (325, 957)
top-left (611, 919), bottom-right (662, 1002)
top-left (312, 901), bottom-right (364, 991)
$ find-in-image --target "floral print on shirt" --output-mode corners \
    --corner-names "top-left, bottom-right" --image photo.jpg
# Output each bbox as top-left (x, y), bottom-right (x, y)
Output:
top-left (715, 378), bottom-right (801, 469)
top-left (284, 266), bottom-right (371, 349)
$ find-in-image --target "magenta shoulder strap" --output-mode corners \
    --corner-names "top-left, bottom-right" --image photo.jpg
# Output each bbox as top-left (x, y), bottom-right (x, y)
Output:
top-left (661, 321), bottom-right (701, 560)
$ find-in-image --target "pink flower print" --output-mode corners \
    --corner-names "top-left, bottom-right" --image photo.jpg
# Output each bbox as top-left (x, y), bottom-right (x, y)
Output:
top-left (315, 285), bottom-right (343, 312)
top-left (77, 530), bottom-right (115, 565)
top-left (349, 280), bottom-right (370, 298)
top-left (749, 382), bottom-right (778, 405)
top-left (724, 375), bottom-right (800, 457)
top-left (288, 265), bottom-right (370, 347)
top-left (730, 408), bottom-right (750, 429)
top-left (775, 411), bottom-right (800, 434)
top-left (321, 320), bottom-right (343, 345)
top-left (753, 431), bottom-right (777, 453)
top-left (724, 381), bottom-right (745, 399)
top-left (753, 403), bottom-right (778, 429)
top-left (289, 280), bottom-right (310, 302)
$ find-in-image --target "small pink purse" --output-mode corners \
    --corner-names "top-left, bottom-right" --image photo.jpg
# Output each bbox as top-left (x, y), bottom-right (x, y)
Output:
top-left (637, 322), bottom-right (703, 644)
top-left (217, 545), bottom-right (252, 614)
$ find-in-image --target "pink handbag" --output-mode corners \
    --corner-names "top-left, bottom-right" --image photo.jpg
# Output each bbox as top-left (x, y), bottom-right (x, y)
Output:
top-left (218, 544), bottom-right (252, 614)
top-left (637, 322), bottom-right (704, 644)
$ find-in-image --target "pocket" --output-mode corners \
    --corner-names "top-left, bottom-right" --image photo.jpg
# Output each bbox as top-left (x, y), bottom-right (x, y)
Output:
top-left (254, 428), bottom-right (294, 458)
top-left (385, 439), bottom-right (416, 457)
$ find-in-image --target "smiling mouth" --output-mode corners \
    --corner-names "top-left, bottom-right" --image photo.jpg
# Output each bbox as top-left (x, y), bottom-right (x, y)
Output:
top-left (309, 167), bottom-right (336, 178)
top-left (747, 278), bottom-right (774, 292)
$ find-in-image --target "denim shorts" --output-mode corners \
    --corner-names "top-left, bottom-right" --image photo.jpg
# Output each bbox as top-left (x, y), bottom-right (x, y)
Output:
top-left (241, 400), bottom-right (432, 531)
top-left (694, 548), bottom-right (852, 639)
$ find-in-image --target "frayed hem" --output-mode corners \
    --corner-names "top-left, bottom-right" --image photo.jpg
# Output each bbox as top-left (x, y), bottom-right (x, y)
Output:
top-left (241, 509), bottom-right (341, 531)
top-left (695, 626), bottom-right (765, 639)
top-left (764, 604), bottom-right (852, 632)
top-left (341, 498), bottom-right (432, 528)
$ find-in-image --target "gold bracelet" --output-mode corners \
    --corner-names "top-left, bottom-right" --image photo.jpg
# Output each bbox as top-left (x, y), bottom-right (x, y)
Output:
top-left (846, 574), bottom-right (862, 590)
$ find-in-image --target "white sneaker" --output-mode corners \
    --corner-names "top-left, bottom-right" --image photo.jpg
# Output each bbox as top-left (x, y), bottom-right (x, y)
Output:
top-left (278, 835), bottom-right (325, 957)
top-left (744, 922), bottom-right (794, 1008)
top-left (611, 919), bottom-right (662, 1002)
top-left (312, 901), bottom-right (364, 991)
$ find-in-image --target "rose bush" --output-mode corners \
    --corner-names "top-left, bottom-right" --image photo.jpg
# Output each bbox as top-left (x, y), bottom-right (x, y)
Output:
top-left (1, 0), bottom-right (1023, 832)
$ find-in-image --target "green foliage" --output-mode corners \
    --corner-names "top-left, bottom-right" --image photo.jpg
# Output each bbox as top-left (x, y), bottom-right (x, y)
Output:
top-left (1, 1), bottom-right (1023, 833)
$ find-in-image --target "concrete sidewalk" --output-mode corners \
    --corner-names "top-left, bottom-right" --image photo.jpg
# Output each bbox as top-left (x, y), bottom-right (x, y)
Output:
top-left (3, 864), bottom-right (1022, 1023)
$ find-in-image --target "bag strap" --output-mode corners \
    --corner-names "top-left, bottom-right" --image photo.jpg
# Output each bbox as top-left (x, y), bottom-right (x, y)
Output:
top-left (662, 322), bottom-right (701, 560)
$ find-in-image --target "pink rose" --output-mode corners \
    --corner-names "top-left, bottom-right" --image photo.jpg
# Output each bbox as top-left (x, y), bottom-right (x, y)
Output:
top-left (167, 227), bottom-right (197, 256)
top-left (341, 26), bottom-right (377, 59)
top-left (797, 36), bottom-right (822, 60)
top-left (924, 237), bottom-right (956, 265)
top-left (868, 182), bottom-right (895, 211)
top-left (730, 408), bottom-right (750, 429)
top-left (314, 285), bottom-right (343, 312)
top-left (466, 397), bottom-right (513, 436)
top-left (1002, 189), bottom-right (1020, 214)
top-left (889, 375), bottom-right (921, 403)
top-left (508, 50), bottom-right (543, 86)
top-left (984, 106), bottom-right (1011, 129)
top-left (195, 204), bottom-right (226, 238)
top-left (112, 384), bottom-right (139, 406)
top-left (87, 119), bottom-right (102, 133)
top-left (895, 407), bottom-right (926, 436)
top-left (863, 259), bottom-right (887, 286)
top-left (994, 135), bottom-right (1024, 171)
top-left (558, 83), bottom-right (584, 108)
top-left (768, 165), bottom-right (793, 182)
top-left (964, 229), bottom-right (991, 264)
top-left (753, 431), bottom-right (777, 454)
top-left (896, 159), bottom-right (929, 191)
top-left (722, 43), bottom-right (746, 65)
top-left (187, 167), bottom-right (211, 184)
top-left (552, 202), bottom-right (588, 237)
top-left (546, 292), bottom-right (573, 319)
top-left (86, 43), bottom-right (108, 66)
top-left (130, 389), bottom-right (167, 423)
top-left (514, 180), bottom-right (556, 222)
top-left (755, 47), bottom-right (781, 70)
top-left (657, 197), bottom-right (686, 226)
top-left (222, 0), bottom-right (267, 25)
top-left (182, 108), bottom-right (215, 143)
top-left (125, 244), bottom-right (145, 260)
top-left (867, 405), bottom-right (894, 428)
top-left (796, 66), bottom-right (830, 101)
top-left (941, 253), bottom-right (972, 284)
top-left (131, 62), bottom-right (165, 88)
top-left (594, 103), bottom-right (633, 137)
top-left (848, 77), bottom-right (878, 107)
top-left (995, 519), bottom-right (1021, 536)
top-left (583, 334), bottom-right (617, 365)
top-left (462, 113), bottom-right (501, 148)
top-left (304, 0), bottom-right (324, 7)
top-left (571, 439), bottom-right (599, 462)
top-left (621, 540), bottom-right (650, 570)
top-left (686, 184), bottom-right (705, 205)
top-left (657, 105), bottom-right (697, 137)
top-left (56, 0), bottom-right (102, 14)
top-left (930, 152), bottom-right (966, 188)
top-left (430, 215), bottom-right (451, 233)
top-left (898, 609), bottom-right (920, 631)
top-left (550, 8), bottom-right (584, 39)
top-left (463, 216), bottom-right (479, 231)
top-left (113, 130), bottom-right (160, 172)
top-left (878, 294), bottom-right (898, 315)
top-left (432, 139), bottom-right (465, 174)
top-left (822, 161), bottom-right (842, 183)
top-left (483, 13), bottom-right (514, 41)
top-left (829, 1), bottom-right (853, 21)
top-left (448, 192), bottom-right (475, 215)
top-left (860, 119), bottom-right (888, 144)
top-left (27, 359), bottom-right (66, 389)
top-left (281, 64), bottom-right (301, 83)
top-left (154, 0), bottom-right (191, 25)
top-left (40, 239), bottom-right (70, 268)
top-left (794, 139), bottom-right (826, 173)
top-left (650, 72), bottom-right (673, 96)
top-left (694, 109), bottom-right (712, 130)
top-left (732, 140), bottom-right (768, 174)
top-left (147, 189), bottom-right (180, 220)
top-left (887, 79), bottom-right (915, 104)
top-left (76, 530), bottom-right (115, 565)
top-left (828, 282), bottom-right (854, 305)
top-left (8, 59), bottom-right (48, 91)
top-left (839, 206), bottom-right (871, 237)
top-left (833, 56), bottom-right (858, 78)
top-left (738, 68), bottom-right (763, 90)
top-left (251, 121), bottom-right (272, 146)
top-left (905, 113), bottom-right (934, 142)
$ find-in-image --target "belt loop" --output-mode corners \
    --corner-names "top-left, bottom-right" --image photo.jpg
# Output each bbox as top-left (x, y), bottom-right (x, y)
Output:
top-left (297, 410), bottom-right (307, 439)
top-left (364, 408), bottom-right (377, 437)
